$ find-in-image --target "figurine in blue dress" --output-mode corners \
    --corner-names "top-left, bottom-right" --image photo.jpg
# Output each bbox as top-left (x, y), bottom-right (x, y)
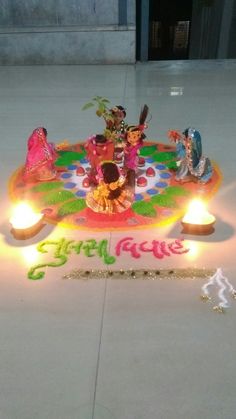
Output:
top-left (169, 128), bottom-right (212, 184)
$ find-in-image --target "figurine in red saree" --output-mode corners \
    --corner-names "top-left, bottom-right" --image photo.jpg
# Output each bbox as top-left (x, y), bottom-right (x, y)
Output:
top-left (24, 127), bottom-right (57, 181)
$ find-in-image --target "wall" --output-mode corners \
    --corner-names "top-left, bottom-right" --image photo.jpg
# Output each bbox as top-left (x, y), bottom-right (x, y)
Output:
top-left (227, 0), bottom-right (236, 57)
top-left (0, 0), bottom-right (136, 64)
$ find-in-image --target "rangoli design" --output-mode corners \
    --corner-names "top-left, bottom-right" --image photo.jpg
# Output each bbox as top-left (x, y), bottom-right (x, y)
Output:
top-left (8, 141), bottom-right (221, 231)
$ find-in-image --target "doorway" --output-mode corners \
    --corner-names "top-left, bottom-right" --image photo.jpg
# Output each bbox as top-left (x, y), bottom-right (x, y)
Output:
top-left (149, 0), bottom-right (193, 60)
top-left (137, 0), bottom-right (193, 61)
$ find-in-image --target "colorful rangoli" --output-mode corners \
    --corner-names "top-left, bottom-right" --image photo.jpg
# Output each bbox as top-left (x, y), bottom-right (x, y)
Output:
top-left (8, 141), bottom-right (221, 231)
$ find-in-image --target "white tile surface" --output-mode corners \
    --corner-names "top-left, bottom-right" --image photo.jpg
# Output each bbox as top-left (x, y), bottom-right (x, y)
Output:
top-left (1, 60), bottom-right (236, 419)
top-left (95, 279), bottom-right (236, 419)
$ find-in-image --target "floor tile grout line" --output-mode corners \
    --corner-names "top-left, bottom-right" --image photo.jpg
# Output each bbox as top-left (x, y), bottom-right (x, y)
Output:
top-left (92, 276), bottom-right (108, 419)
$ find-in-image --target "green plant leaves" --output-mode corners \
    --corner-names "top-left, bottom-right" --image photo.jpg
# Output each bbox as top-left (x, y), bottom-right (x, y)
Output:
top-left (82, 102), bottom-right (94, 110)
top-left (92, 96), bottom-right (110, 103)
top-left (99, 98), bottom-right (110, 103)
top-left (82, 97), bottom-right (110, 113)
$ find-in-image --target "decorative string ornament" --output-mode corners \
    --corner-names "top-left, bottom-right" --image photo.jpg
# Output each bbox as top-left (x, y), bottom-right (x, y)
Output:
top-left (62, 267), bottom-right (214, 281)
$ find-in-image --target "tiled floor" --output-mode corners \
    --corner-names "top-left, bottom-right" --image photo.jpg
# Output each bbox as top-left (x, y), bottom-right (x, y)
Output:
top-left (1, 60), bottom-right (236, 419)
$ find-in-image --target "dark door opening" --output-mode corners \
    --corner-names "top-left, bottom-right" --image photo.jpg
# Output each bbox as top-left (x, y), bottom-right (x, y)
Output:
top-left (137, 0), bottom-right (235, 61)
top-left (149, 0), bottom-right (193, 60)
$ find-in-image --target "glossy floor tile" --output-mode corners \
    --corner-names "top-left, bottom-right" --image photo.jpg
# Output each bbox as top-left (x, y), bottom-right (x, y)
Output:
top-left (95, 279), bottom-right (236, 419)
top-left (1, 60), bottom-right (236, 419)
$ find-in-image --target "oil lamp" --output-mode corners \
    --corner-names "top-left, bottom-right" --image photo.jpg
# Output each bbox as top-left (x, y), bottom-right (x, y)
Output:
top-left (181, 199), bottom-right (215, 235)
top-left (10, 202), bottom-right (44, 239)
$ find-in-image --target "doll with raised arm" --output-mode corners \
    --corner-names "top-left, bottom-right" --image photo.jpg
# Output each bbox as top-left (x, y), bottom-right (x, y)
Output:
top-left (86, 161), bottom-right (133, 214)
top-left (168, 130), bottom-right (186, 162)
top-left (24, 127), bottom-right (57, 182)
top-left (124, 105), bottom-right (149, 187)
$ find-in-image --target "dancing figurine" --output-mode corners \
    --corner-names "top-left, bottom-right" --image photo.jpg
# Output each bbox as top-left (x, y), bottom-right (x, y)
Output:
top-left (124, 104), bottom-right (149, 187)
top-left (24, 127), bottom-right (57, 182)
